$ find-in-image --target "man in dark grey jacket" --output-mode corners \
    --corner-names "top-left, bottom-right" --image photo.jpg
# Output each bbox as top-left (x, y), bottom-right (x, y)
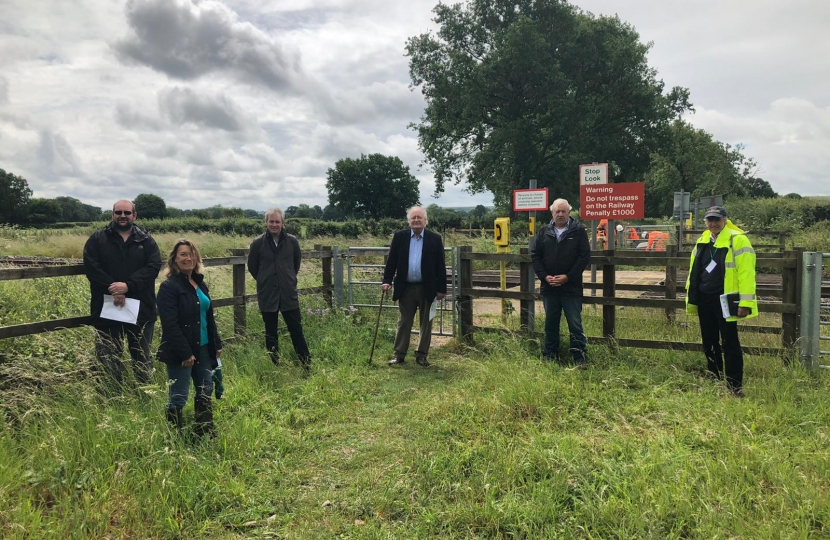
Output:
top-left (83, 199), bottom-right (161, 390)
top-left (248, 207), bottom-right (311, 368)
top-left (530, 198), bottom-right (591, 366)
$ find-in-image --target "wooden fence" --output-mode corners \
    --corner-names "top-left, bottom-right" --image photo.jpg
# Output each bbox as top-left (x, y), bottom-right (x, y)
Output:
top-left (0, 246), bottom-right (334, 340)
top-left (678, 228), bottom-right (789, 252)
top-left (0, 242), bottom-right (806, 360)
top-left (457, 245), bottom-right (803, 358)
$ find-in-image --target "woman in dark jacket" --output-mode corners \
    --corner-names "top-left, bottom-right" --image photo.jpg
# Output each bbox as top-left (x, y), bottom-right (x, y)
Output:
top-left (157, 239), bottom-right (222, 437)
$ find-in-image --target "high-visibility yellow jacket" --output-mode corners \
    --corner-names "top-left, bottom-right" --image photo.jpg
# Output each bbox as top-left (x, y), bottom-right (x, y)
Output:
top-left (685, 220), bottom-right (758, 321)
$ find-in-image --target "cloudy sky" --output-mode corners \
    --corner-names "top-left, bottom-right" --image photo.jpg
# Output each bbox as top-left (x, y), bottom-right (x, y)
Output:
top-left (1, 0), bottom-right (827, 212)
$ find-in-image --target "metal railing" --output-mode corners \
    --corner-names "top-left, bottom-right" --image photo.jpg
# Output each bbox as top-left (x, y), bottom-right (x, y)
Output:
top-left (346, 247), bottom-right (457, 337)
top-left (799, 252), bottom-right (830, 370)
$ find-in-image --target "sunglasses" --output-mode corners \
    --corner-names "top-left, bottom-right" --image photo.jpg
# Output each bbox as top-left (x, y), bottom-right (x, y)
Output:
top-left (113, 210), bottom-right (133, 216)
top-left (705, 216), bottom-right (722, 222)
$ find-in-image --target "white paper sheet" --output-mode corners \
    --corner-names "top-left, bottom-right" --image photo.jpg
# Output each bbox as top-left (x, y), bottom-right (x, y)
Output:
top-left (100, 294), bottom-right (140, 325)
top-left (429, 298), bottom-right (438, 321)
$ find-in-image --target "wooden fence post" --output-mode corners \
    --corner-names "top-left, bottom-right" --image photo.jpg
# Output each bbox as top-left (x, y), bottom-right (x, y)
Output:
top-left (665, 244), bottom-right (677, 322)
top-left (781, 249), bottom-right (798, 358)
top-left (602, 249), bottom-right (616, 339)
top-left (317, 244), bottom-right (333, 308)
top-left (458, 246), bottom-right (474, 342)
top-left (332, 246), bottom-right (344, 307)
top-left (231, 248), bottom-right (248, 337)
top-left (520, 247), bottom-right (533, 332)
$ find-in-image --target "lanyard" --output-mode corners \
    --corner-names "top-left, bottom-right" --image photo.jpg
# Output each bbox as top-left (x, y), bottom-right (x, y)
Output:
top-left (708, 232), bottom-right (718, 260)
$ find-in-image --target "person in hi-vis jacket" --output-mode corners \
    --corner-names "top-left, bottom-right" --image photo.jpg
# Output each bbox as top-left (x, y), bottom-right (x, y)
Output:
top-left (685, 206), bottom-right (757, 397)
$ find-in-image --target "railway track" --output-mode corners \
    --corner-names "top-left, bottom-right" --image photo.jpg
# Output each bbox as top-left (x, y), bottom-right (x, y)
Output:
top-left (0, 256), bottom-right (82, 267)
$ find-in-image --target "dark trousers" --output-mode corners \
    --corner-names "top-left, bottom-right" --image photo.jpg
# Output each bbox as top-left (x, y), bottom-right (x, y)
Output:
top-left (94, 321), bottom-right (155, 389)
top-left (262, 309), bottom-right (311, 363)
top-left (696, 292), bottom-right (743, 391)
top-left (542, 295), bottom-right (587, 362)
top-left (393, 283), bottom-right (433, 361)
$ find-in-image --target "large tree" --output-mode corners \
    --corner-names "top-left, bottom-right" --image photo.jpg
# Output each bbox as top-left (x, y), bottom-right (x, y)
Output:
top-left (406, 0), bottom-right (691, 208)
top-left (289, 204), bottom-right (324, 219)
top-left (741, 177), bottom-right (777, 199)
top-left (643, 120), bottom-right (757, 217)
top-left (326, 154), bottom-right (420, 220)
top-left (26, 198), bottom-right (64, 224)
top-left (133, 193), bottom-right (167, 220)
top-left (321, 204), bottom-right (346, 222)
top-left (0, 169), bottom-right (33, 224)
top-left (53, 196), bottom-right (101, 222)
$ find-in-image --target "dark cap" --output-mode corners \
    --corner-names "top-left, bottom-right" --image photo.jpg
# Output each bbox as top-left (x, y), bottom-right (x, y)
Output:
top-left (704, 206), bottom-right (727, 219)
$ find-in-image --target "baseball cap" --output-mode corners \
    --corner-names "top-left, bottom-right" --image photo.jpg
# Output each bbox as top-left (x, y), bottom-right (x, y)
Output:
top-left (704, 206), bottom-right (727, 220)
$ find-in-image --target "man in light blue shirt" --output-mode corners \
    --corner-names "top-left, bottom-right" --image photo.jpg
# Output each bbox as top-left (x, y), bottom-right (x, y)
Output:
top-left (381, 206), bottom-right (447, 367)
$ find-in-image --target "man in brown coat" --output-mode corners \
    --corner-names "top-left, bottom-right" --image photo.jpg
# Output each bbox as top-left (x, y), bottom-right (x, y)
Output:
top-left (248, 207), bottom-right (311, 368)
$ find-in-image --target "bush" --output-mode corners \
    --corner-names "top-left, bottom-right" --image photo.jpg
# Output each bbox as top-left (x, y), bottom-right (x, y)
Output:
top-left (726, 197), bottom-right (830, 232)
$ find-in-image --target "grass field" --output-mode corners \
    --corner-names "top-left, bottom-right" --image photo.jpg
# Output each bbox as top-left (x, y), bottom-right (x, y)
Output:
top-left (1, 231), bottom-right (829, 538)
top-left (1, 310), bottom-right (829, 539)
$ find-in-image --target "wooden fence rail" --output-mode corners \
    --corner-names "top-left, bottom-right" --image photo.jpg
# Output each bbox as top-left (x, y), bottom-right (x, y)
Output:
top-left (456, 246), bottom-right (803, 358)
top-left (0, 246), bottom-right (334, 340)
top-left (1, 242), bottom-right (805, 360)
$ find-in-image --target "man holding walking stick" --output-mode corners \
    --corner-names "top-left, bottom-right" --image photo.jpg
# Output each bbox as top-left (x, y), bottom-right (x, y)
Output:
top-left (381, 206), bottom-right (447, 367)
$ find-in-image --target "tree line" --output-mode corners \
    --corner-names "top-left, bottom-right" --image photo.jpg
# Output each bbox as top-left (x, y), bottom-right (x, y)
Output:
top-left (0, 167), bottom-right (495, 228)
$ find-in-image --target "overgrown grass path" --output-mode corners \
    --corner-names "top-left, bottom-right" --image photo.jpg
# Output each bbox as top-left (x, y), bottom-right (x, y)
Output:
top-left (2, 329), bottom-right (830, 539)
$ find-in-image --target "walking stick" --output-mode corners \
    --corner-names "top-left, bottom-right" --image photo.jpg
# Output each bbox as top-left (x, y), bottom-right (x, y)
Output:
top-left (369, 288), bottom-right (387, 365)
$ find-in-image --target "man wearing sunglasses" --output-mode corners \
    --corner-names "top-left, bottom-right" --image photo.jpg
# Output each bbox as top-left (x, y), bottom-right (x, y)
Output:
top-left (685, 206), bottom-right (757, 397)
top-left (84, 199), bottom-right (161, 393)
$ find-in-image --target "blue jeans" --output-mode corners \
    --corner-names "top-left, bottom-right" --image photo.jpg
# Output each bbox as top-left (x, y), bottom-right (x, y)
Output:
top-left (542, 295), bottom-right (587, 362)
top-left (166, 345), bottom-right (214, 409)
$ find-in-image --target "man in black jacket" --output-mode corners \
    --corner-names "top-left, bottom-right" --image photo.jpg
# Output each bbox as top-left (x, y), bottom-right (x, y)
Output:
top-left (381, 206), bottom-right (447, 367)
top-left (247, 207), bottom-right (311, 368)
top-left (83, 199), bottom-right (161, 390)
top-left (531, 198), bottom-right (591, 366)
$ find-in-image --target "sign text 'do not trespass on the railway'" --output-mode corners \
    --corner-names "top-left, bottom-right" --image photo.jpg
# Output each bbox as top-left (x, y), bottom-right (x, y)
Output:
top-left (580, 183), bottom-right (645, 220)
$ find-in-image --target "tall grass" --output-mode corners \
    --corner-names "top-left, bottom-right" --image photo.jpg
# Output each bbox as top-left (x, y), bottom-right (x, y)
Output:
top-left (1, 230), bottom-right (829, 538)
top-left (1, 293), bottom-right (829, 538)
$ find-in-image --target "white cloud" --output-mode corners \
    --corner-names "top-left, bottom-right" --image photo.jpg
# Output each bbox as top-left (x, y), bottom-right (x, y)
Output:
top-left (158, 87), bottom-right (246, 132)
top-left (0, 0), bottom-right (828, 213)
top-left (114, 0), bottom-right (305, 92)
top-left (36, 130), bottom-right (82, 177)
top-left (690, 98), bottom-right (830, 195)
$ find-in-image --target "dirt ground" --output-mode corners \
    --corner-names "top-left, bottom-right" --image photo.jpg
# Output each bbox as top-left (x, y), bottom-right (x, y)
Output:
top-left (471, 269), bottom-right (667, 322)
top-left (421, 271), bottom-right (668, 348)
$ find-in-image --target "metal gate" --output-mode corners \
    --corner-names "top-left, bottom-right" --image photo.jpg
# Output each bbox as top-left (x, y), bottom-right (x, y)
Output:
top-left (799, 252), bottom-right (830, 369)
top-left (344, 247), bottom-right (457, 337)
